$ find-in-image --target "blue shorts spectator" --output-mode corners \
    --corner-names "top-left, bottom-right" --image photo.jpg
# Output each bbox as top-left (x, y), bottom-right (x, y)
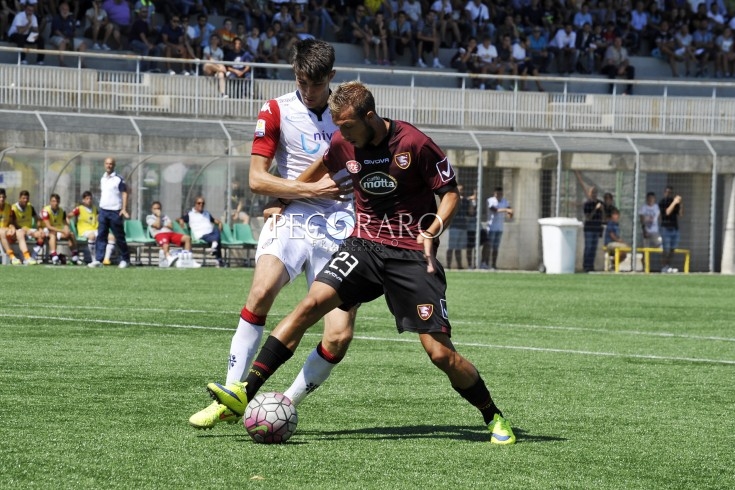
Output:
top-left (661, 226), bottom-right (679, 252)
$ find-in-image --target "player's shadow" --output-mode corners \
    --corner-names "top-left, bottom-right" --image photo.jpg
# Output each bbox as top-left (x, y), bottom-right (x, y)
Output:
top-left (296, 425), bottom-right (565, 444)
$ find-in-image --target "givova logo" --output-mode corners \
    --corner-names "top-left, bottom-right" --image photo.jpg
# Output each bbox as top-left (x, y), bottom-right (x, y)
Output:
top-left (360, 172), bottom-right (397, 195)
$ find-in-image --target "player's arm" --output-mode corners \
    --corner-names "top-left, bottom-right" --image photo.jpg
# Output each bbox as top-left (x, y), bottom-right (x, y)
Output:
top-left (249, 154), bottom-right (347, 200)
top-left (419, 186), bottom-right (460, 274)
top-left (120, 188), bottom-right (129, 218)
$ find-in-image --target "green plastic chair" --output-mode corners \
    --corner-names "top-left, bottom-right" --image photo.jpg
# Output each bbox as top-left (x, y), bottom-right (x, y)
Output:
top-left (233, 223), bottom-right (258, 267)
top-left (124, 219), bottom-right (156, 264)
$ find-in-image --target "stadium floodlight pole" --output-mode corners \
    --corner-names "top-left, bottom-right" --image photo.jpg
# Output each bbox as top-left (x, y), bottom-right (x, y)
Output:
top-left (547, 134), bottom-right (561, 217)
top-left (703, 138), bottom-right (717, 273)
top-left (469, 130), bottom-right (483, 269)
top-left (625, 135), bottom-right (640, 273)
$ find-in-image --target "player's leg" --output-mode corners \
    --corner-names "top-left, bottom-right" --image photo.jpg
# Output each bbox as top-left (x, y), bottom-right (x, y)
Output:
top-left (14, 228), bottom-right (35, 264)
top-left (93, 212), bottom-right (111, 264)
top-left (109, 213), bottom-right (129, 264)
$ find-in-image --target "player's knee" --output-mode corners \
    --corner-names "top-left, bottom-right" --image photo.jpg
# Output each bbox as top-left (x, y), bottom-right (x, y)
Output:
top-left (426, 347), bottom-right (457, 372)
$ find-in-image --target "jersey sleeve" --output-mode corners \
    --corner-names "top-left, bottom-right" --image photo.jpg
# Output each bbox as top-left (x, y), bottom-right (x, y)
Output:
top-left (251, 99), bottom-right (282, 159)
top-left (419, 137), bottom-right (456, 192)
top-left (118, 178), bottom-right (127, 193)
top-left (71, 207), bottom-right (79, 217)
top-left (40, 209), bottom-right (50, 221)
top-left (322, 132), bottom-right (348, 174)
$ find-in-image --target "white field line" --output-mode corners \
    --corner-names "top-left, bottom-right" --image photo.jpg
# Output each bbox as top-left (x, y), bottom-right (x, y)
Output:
top-left (7, 304), bottom-right (735, 343)
top-left (1, 313), bottom-right (734, 366)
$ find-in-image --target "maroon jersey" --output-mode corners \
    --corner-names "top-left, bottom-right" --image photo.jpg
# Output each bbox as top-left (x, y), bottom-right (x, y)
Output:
top-left (323, 119), bottom-right (456, 250)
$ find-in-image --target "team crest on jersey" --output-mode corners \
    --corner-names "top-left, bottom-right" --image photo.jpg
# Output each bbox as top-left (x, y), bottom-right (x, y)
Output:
top-left (255, 119), bottom-right (266, 137)
top-left (417, 304), bottom-right (434, 321)
top-left (394, 152), bottom-right (411, 169)
top-left (346, 160), bottom-right (361, 174)
top-left (436, 157), bottom-right (455, 183)
top-left (360, 172), bottom-right (397, 195)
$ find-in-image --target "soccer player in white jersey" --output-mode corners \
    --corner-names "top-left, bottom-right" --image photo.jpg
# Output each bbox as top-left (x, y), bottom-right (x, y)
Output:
top-left (189, 38), bottom-right (357, 429)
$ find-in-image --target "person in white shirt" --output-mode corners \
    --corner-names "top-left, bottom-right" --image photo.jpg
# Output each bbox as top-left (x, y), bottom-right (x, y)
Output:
top-left (88, 157), bottom-right (130, 268)
top-left (178, 196), bottom-right (225, 268)
top-left (476, 35), bottom-right (499, 89)
top-left (202, 34), bottom-right (228, 98)
top-left (639, 191), bottom-right (661, 247)
top-left (549, 23), bottom-right (577, 74)
top-left (8, 3), bottom-right (45, 64)
top-left (482, 187), bottom-right (513, 270)
top-left (465, 0), bottom-right (495, 41)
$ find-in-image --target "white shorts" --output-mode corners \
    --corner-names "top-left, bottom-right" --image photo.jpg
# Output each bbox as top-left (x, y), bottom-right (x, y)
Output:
top-left (255, 206), bottom-right (346, 285)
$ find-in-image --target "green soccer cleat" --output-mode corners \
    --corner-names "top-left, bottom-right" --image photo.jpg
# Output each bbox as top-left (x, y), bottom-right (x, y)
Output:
top-left (489, 413), bottom-right (516, 445)
top-left (188, 401), bottom-right (240, 429)
top-left (206, 381), bottom-right (248, 417)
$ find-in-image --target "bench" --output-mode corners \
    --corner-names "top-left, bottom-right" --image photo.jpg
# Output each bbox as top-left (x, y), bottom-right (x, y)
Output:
top-left (604, 246), bottom-right (690, 273)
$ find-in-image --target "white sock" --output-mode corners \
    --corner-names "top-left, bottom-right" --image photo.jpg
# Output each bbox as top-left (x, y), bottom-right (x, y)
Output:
top-left (225, 315), bottom-right (265, 385)
top-left (87, 241), bottom-right (95, 257)
top-left (211, 241), bottom-right (219, 250)
top-left (104, 243), bottom-right (114, 261)
top-left (284, 346), bottom-right (339, 407)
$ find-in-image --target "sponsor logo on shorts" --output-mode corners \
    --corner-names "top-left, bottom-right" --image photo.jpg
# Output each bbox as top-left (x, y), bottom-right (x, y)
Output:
top-left (360, 172), bottom-right (397, 195)
top-left (440, 299), bottom-right (448, 319)
top-left (255, 119), bottom-right (266, 137)
top-left (394, 152), bottom-right (411, 169)
top-left (346, 160), bottom-right (361, 174)
top-left (417, 304), bottom-right (434, 320)
top-left (436, 157), bottom-right (455, 183)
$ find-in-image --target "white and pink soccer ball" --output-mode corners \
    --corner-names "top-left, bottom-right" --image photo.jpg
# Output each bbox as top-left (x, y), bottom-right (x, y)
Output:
top-left (244, 392), bottom-right (298, 444)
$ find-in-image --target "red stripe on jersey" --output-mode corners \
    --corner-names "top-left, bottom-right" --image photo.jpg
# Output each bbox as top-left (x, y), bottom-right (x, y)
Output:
top-left (241, 306), bottom-right (266, 326)
top-left (251, 99), bottom-right (281, 159)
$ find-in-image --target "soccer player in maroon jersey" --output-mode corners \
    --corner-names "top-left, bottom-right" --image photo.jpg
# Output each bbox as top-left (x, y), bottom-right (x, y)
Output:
top-left (209, 81), bottom-right (516, 444)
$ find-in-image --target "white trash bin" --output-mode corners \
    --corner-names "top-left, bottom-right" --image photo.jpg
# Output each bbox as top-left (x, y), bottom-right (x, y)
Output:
top-left (538, 217), bottom-right (583, 274)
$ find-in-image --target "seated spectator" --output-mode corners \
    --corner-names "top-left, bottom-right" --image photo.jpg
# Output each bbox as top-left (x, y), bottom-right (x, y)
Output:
top-left (573, 3), bottom-right (593, 30)
top-left (146, 201), bottom-right (200, 268)
top-left (178, 196), bottom-right (225, 268)
top-left (513, 36), bottom-right (544, 91)
top-left (70, 190), bottom-right (116, 265)
top-left (495, 13), bottom-right (520, 44)
top-left (629, 0), bottom-right (648, 55)
top-left (431, 0), bottom-right (461, 48)
top-left (102, 0), bottom-right (132, 40)
top-left (245, 25), bottom-right (261, 58)
top-left (403, 0), bottom-right (423, 29)
top-left (129, 5), bottom-right (160, 71)
top-left (674, 23), bottom-right (696, 77)
top-left (158, 14), bottom-right (189, 75)
top-left (416, 9), bottom-right (444, 68)
top-left (308, 0), bottom-right (339, 40)
top-left (50, 1), bottom-right (87, 67)
top-left (38, 193), bottom-right (82, 265)
top-left (134, 0), bottom-right (157, 31)
top-left (369, 11), bottom-right (389, 66)
top-left (216, 18), bottom-right (236, 54)
top-left (0, 187), bottom-right (36, 265)
top-left (708, 3), bottom-right (726, 32)
top-left (450, 36), bottom-right (479, 77)
top-left (11, 189), bottom-right (45, 261)
top-left (601, 36), bottom-right (635, 95)
top-left (476, 35), bottom-right (500, 89)
top-left (496, 34), bottom-right (518, 89)
top-left (528, 25), bottom-right (550, 73)
top-left (692, 19), bottom-right (715, 77)
top-left (465, 0), bottom-right (494, 42)
top-left (289, 4), bottom-right (313, 42)
top-left (348, 4), bottom-right (373, 65)
top-left (86, 0), bottom-right (119, 51)
top-left (180, 15), bottom-right (199, 73)
top-left (8, 3), bottom-right (45, 65)
top-left (388, 10), bottom-right (417, 66)
top-left (258, 24), bottom-right (280, 77)
top-left (589, 23), bottom-right (609, 73)
top-left (715, 26), bottom-right (735, 78)
top-left (193, 13), bottom-right (216, 59)
top-left (272, 3), bottom-right (293, 31)
top-left (604, 207), bottom-right (628, 262)
top-left (576, 22), bottom-right (595, 74)
top-left (224, 37), bottom-right (253, 80)
top-left (549, 23), bottom-right (577, 74)
top-left (202, 34), bottom-right (228, 97)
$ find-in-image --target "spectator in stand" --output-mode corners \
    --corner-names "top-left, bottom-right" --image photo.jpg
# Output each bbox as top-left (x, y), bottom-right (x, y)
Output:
top-left (272, 3), bottom-right (293, 31)
top-left (674, 23), bottom-right (696, 77)
top-left (102, 0), bottom-right (131, 39)
top-left (464, 0), bottom-right (494, 42)
top-left (715, 26), bottom-right (735, 78)
top-left (496, 13), bottom-right (520, 44)
top-left (431, 0), bottom-right (461, 48)
top-left (549, 22), bottom-right (577, 74)
top-left (224, 37), bottom-right (253, 80)
top-left (476, 35), bottom-right (499, 89)
top-left (601, 36), bottom-right (634, 95)
top-left (85, 0), bottom-right (118, 51)
top-left (216, 18), bottom-right (236, 54)
top-left (513, 35), bottom-right (544, 91)
top-left (259, 24), bottom-right (280, 77)
top-left (50, 1), bottom-right (87, 67)
top-left (495, 34), bottom-right (518, 89)
top-left (388, 10), bottom-right (417, 66)
top-left (134, 0), bottom-right (157, 31)
top-left (8, 2), bottom-right (45, 65)
top-left (573, 3), bottom-right (593, 30)
top-left (692, 18), bottom-right (715, 77)
top-left (290, 4), bottom-right (313, 42)
top-left (403, 0), bottom-right (422, 28)
top-left (146, 201), bottom-right (200, 268)
top-left (576, 22), bottom-right (594, 73)
top-left (129, 5), bottom-right (159, 71)
top-left (192, 13), bottom-right (215, 59)
top-left (416, 9), bottom-right (445, 68)
top-left (603, 207), bottom-right (628, 263)
top-left (11, 190), bottom-right (45, 260)
top-left (309, 0), bottom-right (340, 40)
top-left (368, 11), bottom-right (389, 66)
top-left (38, 193), bottom-right (83, 265)
top-left (528, 25), bottom-right (550, 72)
top-left (0, 0), bottom-right (17, 42)
top-left (159, 14), bottom-right (190, 75)
top-left (629, 1), bottom-right (648, 55)
top-left (654, 20), bottom-right (680, 77)
top-left (451, 36), bottom-right (480, 82)
top-left (348, 4), bottom-right (373, 65)
top-left (178, 196), bottom-right (225, 268)
top-left (708, 3), bottom-right (726, 32)
top-left (589, 22), bottom-right (608, 72)
top-left (70, 190), bottom-right (117, 265)
top-left (245, 25), bottom-right (261, 58)
top-left (202, 33), bottom-right (228, 97)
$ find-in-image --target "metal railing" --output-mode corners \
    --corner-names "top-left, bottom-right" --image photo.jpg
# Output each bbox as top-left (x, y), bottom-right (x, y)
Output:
top-left (2, 46), bottom-right (735, 136)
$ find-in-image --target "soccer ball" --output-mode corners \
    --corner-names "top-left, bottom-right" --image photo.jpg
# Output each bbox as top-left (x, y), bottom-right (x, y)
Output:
top-left (244, 392), bottom-right (298, 444)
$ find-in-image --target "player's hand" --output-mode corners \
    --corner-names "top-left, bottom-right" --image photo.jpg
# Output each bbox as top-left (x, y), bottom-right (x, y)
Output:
top-left (120, 210), bottom-right (129, 219)
top-left (674, 195), bottom-right (682, 204)
top-left (312, 172), bottom-right (353, 201)
top-left (417, 232), bottom-right (436, 275)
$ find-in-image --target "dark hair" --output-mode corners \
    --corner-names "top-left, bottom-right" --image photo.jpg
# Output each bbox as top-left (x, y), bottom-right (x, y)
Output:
top-left (291, 38), bottom-right (335, 82)
top-left (152, 200), bottom-right (162, 207)
top-left (329, 81), bottom-right (375, 119)
top-left (495, 186), bottom-right (504, 192)
top-left (610, 207), bottom-right (620, 215)
top-left (82, 190), bottom-right (92, 199)
top-left (20, 190), bottom-right (30, 198)
top-left (646, 191), bottom-right (655, 198)
top-left (50, 193), bottom-right (61, 201)
top-left (0, 188), bottom-right (5, 196)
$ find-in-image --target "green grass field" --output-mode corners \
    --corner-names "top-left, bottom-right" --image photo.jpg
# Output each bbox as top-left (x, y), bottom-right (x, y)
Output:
top-left (1, 267), bottom-right (733, 489)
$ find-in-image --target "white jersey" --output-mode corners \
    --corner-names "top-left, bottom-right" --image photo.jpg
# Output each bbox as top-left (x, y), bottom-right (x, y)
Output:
top-left (252, 90), bottom-right (349, 216)
top-left (639, 203), bottom-right (660, 235)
